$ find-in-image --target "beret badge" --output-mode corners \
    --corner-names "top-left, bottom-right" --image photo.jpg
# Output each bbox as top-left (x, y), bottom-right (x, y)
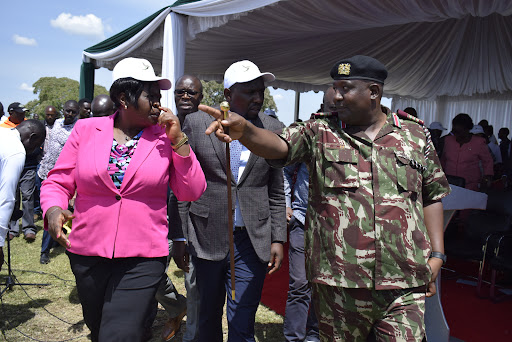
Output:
top-left (338, 63), bottom-right (351, 76)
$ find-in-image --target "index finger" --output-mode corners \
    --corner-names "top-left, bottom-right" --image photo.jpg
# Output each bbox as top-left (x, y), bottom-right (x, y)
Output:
top-left (198, 104), bottom-right (223, 120)
top-left (158, 105), bottom-right (171, 112)
top-left (57, 233), bottom-right (71, 249)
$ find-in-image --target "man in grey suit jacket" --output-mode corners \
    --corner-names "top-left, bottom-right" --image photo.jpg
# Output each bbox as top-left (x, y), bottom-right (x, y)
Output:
top-left (171, 60), bottom-right (286, 342)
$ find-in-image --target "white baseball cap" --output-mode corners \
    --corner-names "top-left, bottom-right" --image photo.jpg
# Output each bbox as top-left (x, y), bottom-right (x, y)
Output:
top-left (112, 57), bottom-right (172, 90)
top-left (470, 125), bottom-right (485, 134)
top-left (223, 60), bottom-right (275, 89)
top-left (429, 122), bottom-right (447, 130)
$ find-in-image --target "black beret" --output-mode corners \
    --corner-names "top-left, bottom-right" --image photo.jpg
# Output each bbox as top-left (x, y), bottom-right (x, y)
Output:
top-left (330, 55), bottom-right (388, 84)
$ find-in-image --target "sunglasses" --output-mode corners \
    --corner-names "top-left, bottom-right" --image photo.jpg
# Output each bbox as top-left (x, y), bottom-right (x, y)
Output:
top-left (174, 89), bottom-right (199, 96)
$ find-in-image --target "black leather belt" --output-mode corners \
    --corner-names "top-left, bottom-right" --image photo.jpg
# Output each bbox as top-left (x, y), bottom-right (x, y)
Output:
top-left (234, 226), bottom-right (246, 231)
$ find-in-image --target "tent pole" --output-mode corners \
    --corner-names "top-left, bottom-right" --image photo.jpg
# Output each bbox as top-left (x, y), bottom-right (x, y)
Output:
top-left (294, 91), bottom-right (300, 122)
top-left (79, 61), bottom-right (95, 101)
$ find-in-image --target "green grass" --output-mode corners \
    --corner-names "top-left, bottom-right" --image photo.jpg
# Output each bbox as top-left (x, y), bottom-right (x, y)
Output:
top-left (0, 221), bottom-right (284, 341)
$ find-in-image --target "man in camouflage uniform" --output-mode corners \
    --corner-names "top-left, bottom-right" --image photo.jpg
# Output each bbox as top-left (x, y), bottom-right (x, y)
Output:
top-left (200, 55), bottom-right (450, 341)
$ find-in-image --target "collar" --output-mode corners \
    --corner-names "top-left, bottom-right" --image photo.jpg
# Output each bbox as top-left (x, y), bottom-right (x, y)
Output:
top-left (11, 127), bottom-right (21, 140)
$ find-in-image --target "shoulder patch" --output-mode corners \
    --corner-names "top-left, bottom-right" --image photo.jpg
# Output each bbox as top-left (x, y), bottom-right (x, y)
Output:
top-left (422, 126), bottom-right (433, 158)
top-left (396, 109), bottom-right (425, 126)
top-left (391, 113), bottom-right (401, 128)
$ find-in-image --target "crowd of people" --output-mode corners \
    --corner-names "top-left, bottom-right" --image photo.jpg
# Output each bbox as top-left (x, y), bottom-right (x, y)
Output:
top-left (428, 114), bottom-right (512, 192)
top-left (0, 54), bottom-right (511, 342)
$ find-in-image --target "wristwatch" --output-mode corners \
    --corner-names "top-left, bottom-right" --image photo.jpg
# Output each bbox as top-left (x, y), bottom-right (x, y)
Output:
top-left (429, 251), bottom-right (447, 265)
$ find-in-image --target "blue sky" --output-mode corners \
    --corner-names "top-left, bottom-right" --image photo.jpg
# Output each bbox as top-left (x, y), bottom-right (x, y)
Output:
top-left (1, 0), bottom-right (390, 126)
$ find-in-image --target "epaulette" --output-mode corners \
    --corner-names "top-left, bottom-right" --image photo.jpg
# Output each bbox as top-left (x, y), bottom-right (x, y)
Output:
top-left (394, 110), bottom-right (433, 158)
top-left (310, 111), bottom-right (347, 128)
top-left (396, 109), bottom-right (425, 126)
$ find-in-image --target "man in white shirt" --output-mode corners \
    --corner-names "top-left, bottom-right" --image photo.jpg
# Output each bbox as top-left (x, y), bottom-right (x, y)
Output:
top-left (0, 120), bottom-right (46, 270)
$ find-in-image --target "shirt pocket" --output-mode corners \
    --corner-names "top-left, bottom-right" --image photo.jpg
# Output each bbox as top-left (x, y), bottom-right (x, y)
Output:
top-left (394, 151), bottom-right (424, 194)
top-left (323, 143), bottom-right (359, 189)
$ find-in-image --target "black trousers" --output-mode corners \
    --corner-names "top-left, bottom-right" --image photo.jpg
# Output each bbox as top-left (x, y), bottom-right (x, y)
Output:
top-left (67, 252), bottom-right (166, 342)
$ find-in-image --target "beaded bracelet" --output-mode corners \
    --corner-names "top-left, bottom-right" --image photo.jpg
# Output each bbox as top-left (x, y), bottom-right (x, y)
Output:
top-left (171, 132), bottom-right (189, 150)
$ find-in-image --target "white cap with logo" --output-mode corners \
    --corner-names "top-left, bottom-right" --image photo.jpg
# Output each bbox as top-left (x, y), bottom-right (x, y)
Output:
top-left (223, 60), bottom-right (275, 89)
top-left (112, 57), bottom-right (172, 90)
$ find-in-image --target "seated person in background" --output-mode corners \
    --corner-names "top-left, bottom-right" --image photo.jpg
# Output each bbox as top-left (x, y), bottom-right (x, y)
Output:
top-left (404, 106), bottom-right (418, 118)
top-left (441, 114), bottom-right (493, 192)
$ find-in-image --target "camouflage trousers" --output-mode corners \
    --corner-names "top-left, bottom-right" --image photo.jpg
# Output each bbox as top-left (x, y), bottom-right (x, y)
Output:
top-left (311, 283), bottom-right (426, 342)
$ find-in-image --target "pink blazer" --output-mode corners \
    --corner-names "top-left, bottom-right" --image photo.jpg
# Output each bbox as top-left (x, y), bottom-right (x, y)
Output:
top-left (40, 115), bottom-right (206, 258)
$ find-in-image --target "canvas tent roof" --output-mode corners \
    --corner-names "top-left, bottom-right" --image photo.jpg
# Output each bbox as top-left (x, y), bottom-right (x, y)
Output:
top-left (81, 0), bottom-right (512, 127)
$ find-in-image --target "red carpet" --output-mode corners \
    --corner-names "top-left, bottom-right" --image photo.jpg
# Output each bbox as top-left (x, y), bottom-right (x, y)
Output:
top-left (261, 242), bottom-right (289, 316)
top-left (261, 248), bottom-right (512, 341)
top-left (441, 258), bottom-right (512, 342)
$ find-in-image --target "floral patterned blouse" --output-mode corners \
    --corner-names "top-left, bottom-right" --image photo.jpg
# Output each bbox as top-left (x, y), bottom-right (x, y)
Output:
top-left (108, 130), bottom-right (143, 189)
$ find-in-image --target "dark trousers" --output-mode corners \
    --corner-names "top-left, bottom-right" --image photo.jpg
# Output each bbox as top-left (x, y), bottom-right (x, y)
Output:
top-left (9, 168), bottom-right (37, 236)
top-left (40, 230), bottom-right (59, 254)
top-left (67, 252), bottom-right (166, 342)
top-left (33, 165), bottom-right (42, 214)
top-left (284, 217), bottom-right (319, 342)
top-left (194, 229), bottom-right (267, 342)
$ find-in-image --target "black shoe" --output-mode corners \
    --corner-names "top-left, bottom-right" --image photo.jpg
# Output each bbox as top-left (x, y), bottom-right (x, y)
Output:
top-left (40, 253), bottom-right (50, 264)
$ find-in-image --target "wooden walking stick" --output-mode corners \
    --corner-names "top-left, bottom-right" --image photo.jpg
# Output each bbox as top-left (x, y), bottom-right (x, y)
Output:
top-left (221, 101), bottom-right (236, 301)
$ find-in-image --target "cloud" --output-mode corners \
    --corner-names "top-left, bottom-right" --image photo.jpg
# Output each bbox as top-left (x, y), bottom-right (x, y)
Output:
top-left (273, 94), bottom-right (284, 100)
top-left (12, 34), bottom-right (37, 46)
top-left (50, 13), bottom-right (106, 40)
top-left (19, 83), bottom-right (35, 92)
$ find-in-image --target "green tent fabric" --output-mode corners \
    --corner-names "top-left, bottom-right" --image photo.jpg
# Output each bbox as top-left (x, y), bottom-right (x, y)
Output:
top-left (84, 7), bottom-right (170, 54)
top-left (79, 62), bottom-right (95, 100)
top-left (84, 1), bottom-right (200, 54)
top-left (171, 0), bottom-right (202, 7)
top-left (79, 0), bottom-right (202, 99)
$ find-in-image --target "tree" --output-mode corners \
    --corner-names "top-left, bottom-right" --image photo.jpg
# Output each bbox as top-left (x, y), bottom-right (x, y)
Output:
top-left (25, 77), bottom-right (109, 119)
top-left (200, 80), bottom-right (277, 112)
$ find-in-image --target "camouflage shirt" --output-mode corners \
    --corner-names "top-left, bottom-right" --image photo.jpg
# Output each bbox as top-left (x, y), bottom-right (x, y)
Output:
top-left (268, 110), bottom-right (450, 290)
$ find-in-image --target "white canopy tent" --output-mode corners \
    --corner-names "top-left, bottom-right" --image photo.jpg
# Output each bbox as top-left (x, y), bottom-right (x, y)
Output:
top-left (81, 0), bottom-right (512, 130)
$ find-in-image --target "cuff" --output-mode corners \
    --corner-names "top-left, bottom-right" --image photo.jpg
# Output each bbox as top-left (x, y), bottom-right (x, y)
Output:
top-left (0, 227), bottom-right (7, 247)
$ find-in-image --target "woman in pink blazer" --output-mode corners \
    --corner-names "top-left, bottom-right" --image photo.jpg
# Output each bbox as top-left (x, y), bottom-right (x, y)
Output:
top-left (40, 58), bottom-right (206, 342)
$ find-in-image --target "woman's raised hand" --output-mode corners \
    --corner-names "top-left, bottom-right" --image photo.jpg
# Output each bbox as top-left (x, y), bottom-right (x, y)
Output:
top-left (157, 106), bottom-right (182, 144)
